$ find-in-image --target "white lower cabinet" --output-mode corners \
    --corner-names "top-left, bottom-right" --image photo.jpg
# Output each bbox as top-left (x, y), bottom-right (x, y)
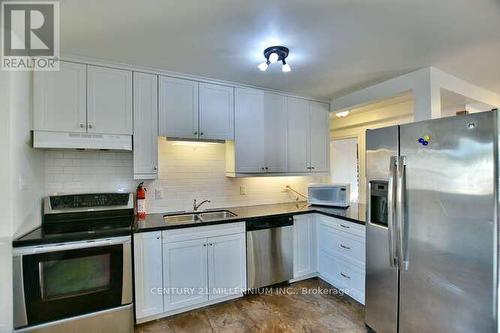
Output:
top-left (293, 214), bottom-right (316, 280)
top-left (133, 231), bottom-right (164, 320)
top-left (163, 238), bottom-right (209, 311)
top-left (134, 223), bottom-right (246, 323)
top-left (318, 250), bottom-right (365, 303)
top-left (292, 214), bottom-right (365, 304)
top-left (316, 215), bottom-right (366, 304)
top-left (207, 233), bottom-right (246, 300)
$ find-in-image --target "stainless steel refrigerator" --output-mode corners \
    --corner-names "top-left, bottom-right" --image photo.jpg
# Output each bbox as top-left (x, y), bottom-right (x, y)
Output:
top-left (365, 111), bottom-right (497, 333)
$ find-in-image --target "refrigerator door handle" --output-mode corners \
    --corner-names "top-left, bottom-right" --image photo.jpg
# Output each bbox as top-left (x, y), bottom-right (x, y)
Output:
top-left (397, 156), bottom-right (409, 271)
top-left (387, 156), bottom-right (398, 267)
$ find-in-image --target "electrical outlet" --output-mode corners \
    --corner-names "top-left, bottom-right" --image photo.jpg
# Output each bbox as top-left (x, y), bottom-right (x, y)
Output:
top-left (155, 188), bottom-right (164, 200)
top-left (240, 185), bottom-right (247, 195)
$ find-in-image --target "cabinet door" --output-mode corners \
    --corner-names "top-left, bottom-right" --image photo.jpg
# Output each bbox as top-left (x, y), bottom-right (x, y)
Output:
top-left (158, 76), bottom-right (199, 139)
top-left (293, 215), bottom-right (316, 279)
top-left (163, 239), bottom-right (209, 311)
top-left (87, 65), bottom-right (133, 135)
top-left (309, 101), bottom-right (330, 173)
top-left (286, 97), bottom-right (310, 173)
top-left (34, 61), bottom-right (86, 132)
top-left (134, 232), bottom-right (163, 319)
top-left (234, 88), bottom-right (265, 173)
top-left (133, 72), bottom-right (158, 179)
top-left (207, 233), bottom-right (246, 301)
top-left (264, 92), bottom-right (287, 173)
top-left (199, 83), bottom-right (234, 140)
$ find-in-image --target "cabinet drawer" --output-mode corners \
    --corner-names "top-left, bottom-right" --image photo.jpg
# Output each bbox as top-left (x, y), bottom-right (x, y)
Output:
top-left (317, 215), bottom-right (365, 239)
top-left (162, 222), bottom-right (245, 243)
top-left (319, 251), bottom-right (365, 304)
top-left (318, 226), bottom-right (365, 267)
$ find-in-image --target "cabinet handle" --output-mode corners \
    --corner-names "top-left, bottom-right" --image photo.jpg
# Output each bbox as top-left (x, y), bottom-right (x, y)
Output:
top-left (261, 167), bottom-right (265, 171)
top-left (311, 166), bottom-right (315, 170)
top-left (340, 272), bottom-right (351, 279)
top-left (194, 131), bottom-right (198, 135)
top-left (79, 123), bottom-right (85, 128)
top-left (203, 244), bottom-right (207, 247)
top-left (340, 244), bottom-right (351, 250)
top-left (88, 123), bottom-right (93, 129)
top-left (156, 236), bottom-right (160, 240)
top-left (340, 224), bottom-right (350, 229)
top-left (265, 167), bottom-right (269, 171)
top-left (153, 166), bottom-right (157, 171)
top-left (200, 132), bottom-right (204, 136)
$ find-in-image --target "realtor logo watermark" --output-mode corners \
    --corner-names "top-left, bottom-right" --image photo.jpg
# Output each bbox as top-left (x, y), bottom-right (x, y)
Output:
top-left (1, 1), bottom-right (59, 71)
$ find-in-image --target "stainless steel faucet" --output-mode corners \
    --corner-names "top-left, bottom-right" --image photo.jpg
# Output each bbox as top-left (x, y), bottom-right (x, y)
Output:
top-left (193, 199), bottom-right (211, 212)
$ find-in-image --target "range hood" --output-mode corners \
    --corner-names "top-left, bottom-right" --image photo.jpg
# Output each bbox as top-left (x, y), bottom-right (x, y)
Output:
top-left (33, 131), bottom-right (132, 151)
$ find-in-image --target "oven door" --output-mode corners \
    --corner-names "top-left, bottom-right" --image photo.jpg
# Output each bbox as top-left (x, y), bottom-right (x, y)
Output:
top-left (13, 236), bottom-right (132, 329)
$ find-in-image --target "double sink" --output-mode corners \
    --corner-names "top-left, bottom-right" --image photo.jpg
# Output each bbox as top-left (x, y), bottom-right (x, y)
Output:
top-left (163, 210), bottom-right (237, 224)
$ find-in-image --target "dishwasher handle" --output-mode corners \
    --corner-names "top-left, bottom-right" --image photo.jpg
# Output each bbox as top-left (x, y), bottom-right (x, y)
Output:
top-left (246, 216), bottom-right (293, 231)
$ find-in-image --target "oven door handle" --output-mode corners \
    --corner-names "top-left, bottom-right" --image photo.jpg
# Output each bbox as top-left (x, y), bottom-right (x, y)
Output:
top-left (13, 236), bottom-right (131, 255)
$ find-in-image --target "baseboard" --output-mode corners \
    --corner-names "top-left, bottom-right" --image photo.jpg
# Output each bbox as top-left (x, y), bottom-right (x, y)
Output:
top-left (289, 272), bottom-right (319, 283)
top-left (135, 293), bottom-right (243, 324)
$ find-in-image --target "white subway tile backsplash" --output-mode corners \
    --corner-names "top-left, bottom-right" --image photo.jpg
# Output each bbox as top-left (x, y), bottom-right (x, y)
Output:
top-left (43, 140), bottom-right (327, 213)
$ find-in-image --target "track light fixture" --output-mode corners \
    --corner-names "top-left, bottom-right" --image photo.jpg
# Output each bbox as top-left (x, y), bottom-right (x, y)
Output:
top-left (258, 46), bottom-right (291, 72)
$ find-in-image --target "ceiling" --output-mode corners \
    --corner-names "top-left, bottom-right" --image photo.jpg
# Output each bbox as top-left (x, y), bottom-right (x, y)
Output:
top-left (60, 0), bottom-right (500, 100)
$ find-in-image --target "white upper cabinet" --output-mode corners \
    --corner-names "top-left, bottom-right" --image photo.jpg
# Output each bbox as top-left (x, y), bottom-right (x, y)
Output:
top-left (34, 61), bottom-right (87, 132)
top-left (233, 88), bottom-right (265, 173)
top-left (229, 91), bottom-right (329, 176)
top-left (286, 97), bottom-right (310, 173)
top-left (158, 76), bottom-right (199, 139)
top-left (264, 92), bottom-right (287, 173)
top-left (133, 72), bottom-right (158, 179)
top-left (87, 65), bottom-right (132, 135)
top-left (286, 97), bottom-right (330, 174)
top-left (309, 101), bottom-right (330, 173)
top-left (159, 78), bottom-right (234, 141)
top-left (199, 83), bottom-right (234, 140)
top-left (230, 90), bottom-right (287, 174)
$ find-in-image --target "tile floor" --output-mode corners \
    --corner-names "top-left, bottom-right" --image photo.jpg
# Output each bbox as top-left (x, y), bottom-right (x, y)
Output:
top-left (135, 278), bottom-right (368, 333)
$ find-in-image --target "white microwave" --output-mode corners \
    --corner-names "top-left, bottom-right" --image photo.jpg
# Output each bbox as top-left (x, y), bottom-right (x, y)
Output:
top-left (307, 184), bottom-right (350, 207)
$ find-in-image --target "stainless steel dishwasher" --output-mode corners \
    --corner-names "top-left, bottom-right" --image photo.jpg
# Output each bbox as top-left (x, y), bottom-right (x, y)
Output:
top-left (246, 216), bottom-right (293, 289)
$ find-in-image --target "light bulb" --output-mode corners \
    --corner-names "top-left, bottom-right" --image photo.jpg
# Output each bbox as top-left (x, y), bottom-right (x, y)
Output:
top-left (269, 52), bottom-right (279, 63)
top-left (335, 111), bottom-right (350, 118)
top-left (282, 63), bottom-right (291, 72)
top-left (258, 62), bottom-right (268, 71)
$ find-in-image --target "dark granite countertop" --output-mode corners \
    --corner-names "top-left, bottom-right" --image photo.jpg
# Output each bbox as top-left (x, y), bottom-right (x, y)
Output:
top-left (134, 201), bottom-right (366, 233)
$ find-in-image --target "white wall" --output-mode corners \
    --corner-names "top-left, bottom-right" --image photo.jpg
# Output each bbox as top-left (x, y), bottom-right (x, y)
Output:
top-left (44, 139), bottom-right (327, 212)
top-left (331, 138), bottom-right (359, 202)
top-left (10, 72), bottom-right (45, 238)
top-left (0, 72), bottom-right (11, 239)
top-left (0, 69), bottom-right (45, 333)
top-left (0, 70), bottom-right (13, 333)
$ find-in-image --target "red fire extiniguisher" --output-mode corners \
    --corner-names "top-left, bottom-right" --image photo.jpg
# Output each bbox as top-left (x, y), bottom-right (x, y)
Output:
top-left (136, 182), bottom-right (147, 219)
